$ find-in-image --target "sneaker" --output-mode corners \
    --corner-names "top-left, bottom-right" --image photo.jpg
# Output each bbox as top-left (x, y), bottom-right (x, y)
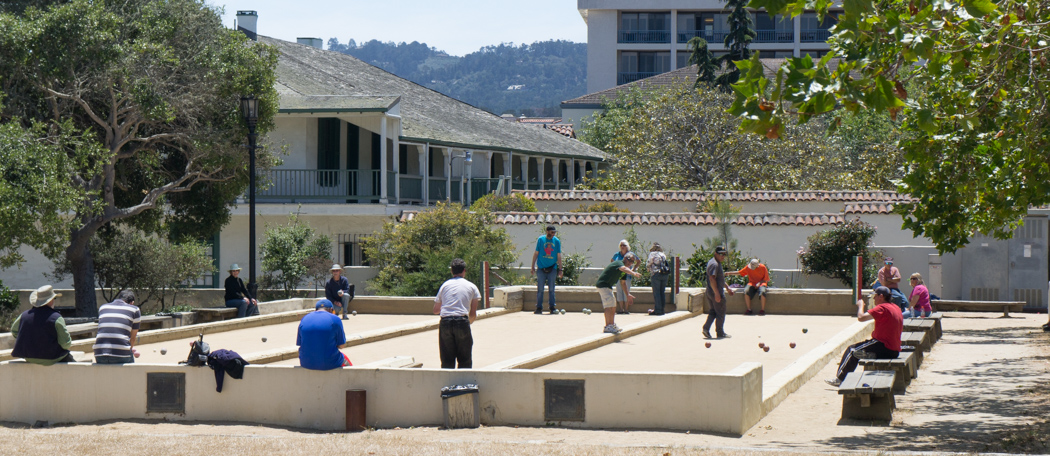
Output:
top-left (534, 308), bottom-right (543, 315)
top-left (759, 310), bottom-right (766, 316)
top-left (549, 308), bottom-right (558, 315)
top-left (702, 330), bottom-right (712, 339)
top-left (717, 333), bottom-right (731, 339)
top-left (623, 310), bottom-right (630, 315)
top-left (825, 378), bottom-right (842, 387)
top-left (745, 309), bottom-right (753, 315)
top-left (603, 324), bottom-right (622, 334)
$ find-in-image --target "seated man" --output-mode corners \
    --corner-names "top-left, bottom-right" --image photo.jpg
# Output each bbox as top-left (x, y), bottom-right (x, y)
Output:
top-left (736, 258), bottom-right (770, 315)
top-left (325, 264), bottom-right (354, 320)
top-left (297, 299), bottom-right (351, 370)
top-left (12, 285), bottom-right (75, 365)
top-left (826, 287), bottom-right (903, 386)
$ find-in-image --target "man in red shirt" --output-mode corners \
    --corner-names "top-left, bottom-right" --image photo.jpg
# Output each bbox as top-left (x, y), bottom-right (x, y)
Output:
top-left (826, 286), bottom-right (903, 386)
top-left (736, 258), bottom-right (770, 315)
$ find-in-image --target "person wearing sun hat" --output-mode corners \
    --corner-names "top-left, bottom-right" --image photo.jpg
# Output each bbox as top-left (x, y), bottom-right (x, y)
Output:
top-left (324, 264), bottom-right (354, 320)
top-left (224, 264), bottom-right (258, 318)
top-left (11, 285), bottom-right (75, 365)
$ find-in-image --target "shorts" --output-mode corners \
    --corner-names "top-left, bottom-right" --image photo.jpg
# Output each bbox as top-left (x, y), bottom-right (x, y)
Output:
top-left (745, 284), bottom-right (767, 299)
top-left (342, 352), bottom-right (352, 367)
top-left (597, 287), bottom-right (617, 309)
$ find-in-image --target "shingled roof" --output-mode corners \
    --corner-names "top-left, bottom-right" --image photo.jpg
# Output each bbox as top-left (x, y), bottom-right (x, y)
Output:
top-left (263, 36), bottom-right (608, 161)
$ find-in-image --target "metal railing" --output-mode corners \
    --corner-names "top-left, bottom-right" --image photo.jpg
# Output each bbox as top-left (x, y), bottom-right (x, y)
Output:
top-left (618, 30), bottom-right (671, 43)
top-left (677, 29), bottom-right (731, 44)
top-left (754, 29), bottom-right (795, 43)
top-left (800, 28), bottom-right (832, 43)
top-left (618, 72), bottom-right (660, 85)
top-left (253, 169), bottom-right (518, 205)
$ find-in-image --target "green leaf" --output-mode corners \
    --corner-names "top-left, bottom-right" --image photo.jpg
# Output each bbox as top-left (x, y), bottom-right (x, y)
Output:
top-left (961, 0), bottom-right (997, 17)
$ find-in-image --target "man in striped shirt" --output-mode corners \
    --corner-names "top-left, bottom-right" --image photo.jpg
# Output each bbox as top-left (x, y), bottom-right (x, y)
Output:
top-left (93, 290), bottom-right (142, 364)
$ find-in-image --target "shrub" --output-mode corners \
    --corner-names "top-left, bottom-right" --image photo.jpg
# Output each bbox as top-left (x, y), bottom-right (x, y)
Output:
top-left (469, 193), bottom-right (536, 212)
top-left (684, 244), bottom-right (752, 288)
top-left (555, 251), bottom-right (591, 286)
top-left (0, 280), bottom-right (19, 332)
top-left (260, 214), bottom-right (333, 299)
top-left (798, 218), bottom-right (882, 287)
top-left (362, 201), bottom-right (517, 296)
top-left (569, 202), bottom-right (630, 213)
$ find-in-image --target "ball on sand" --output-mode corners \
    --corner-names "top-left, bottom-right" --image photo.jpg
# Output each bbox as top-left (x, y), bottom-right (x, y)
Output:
top-left (352, 310), bottom-right (357, 316)
top-left (758, 342), bottom-right (765, 348)
top-left (261, 337), bottom-right (267, 342)
top-left (763, 346), bottom-right (770, 352)
top-left (160, 348), bottom-right (167, 355)
top-left (802, 328), bottom-right (809, 333)
top-left (790, 342), bottom-right (796, 348)
top-left (705, 342), bottom-right (711, 348)
top-left (560, 309), bottom-right (566, 315)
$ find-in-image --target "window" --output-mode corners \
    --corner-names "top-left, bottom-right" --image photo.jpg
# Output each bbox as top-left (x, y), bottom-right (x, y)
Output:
top-left (338, 234), bottom-right (369, 266)
top-left (317, 118), bottom-right (340, 187)
top-left (619, 12), bottom-right (671, 43)
top-left (800, 13), bottom-right (837, 42)
top-left (754, 13), bottom-right (793, 43)
top-left (619, 51), bottom-right (671, 84)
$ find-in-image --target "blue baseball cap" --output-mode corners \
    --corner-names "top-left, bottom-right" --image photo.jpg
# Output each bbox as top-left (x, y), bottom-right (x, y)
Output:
top-left (315, 299), bottom-right (334, 310)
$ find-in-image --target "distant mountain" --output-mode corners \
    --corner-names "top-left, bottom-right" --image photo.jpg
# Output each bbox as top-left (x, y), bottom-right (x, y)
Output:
top-left (327, 38), bottom-right (587, 117)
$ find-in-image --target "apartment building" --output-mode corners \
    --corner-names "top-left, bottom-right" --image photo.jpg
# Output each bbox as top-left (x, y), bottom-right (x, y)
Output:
top-left (578, 0), bottom-right (837, 92)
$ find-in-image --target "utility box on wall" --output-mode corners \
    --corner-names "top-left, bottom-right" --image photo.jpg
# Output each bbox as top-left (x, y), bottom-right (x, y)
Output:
top-left (960, 215), bottom-right (1048, 311)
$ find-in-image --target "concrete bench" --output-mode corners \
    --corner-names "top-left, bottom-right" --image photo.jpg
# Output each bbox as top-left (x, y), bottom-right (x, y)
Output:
top-left (932, 300), bottom-right (1024, 317)
top-left (901, 331), bottom-right (930, 353)
top-left (358, 356), bottom-right (422, 369)
top-left (66, 323), bottom-right (99, 341)
top-left (138, 315), bottom-right (173, 331)
top-left (838, 370), bottom-right (897, 420)
top-left (860, 351), bottom-right (917, 393)
top-left (192, 307), bottom-right (238, 323)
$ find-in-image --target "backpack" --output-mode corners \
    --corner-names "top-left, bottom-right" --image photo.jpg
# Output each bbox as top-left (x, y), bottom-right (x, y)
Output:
top-left (655, 256), bottom-right (672, 275)
top-left (180, 333), bottom-right (211, 367)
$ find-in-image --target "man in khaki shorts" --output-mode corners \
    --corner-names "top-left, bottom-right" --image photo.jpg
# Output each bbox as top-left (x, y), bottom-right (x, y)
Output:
top-left (595, 253), bottom-right (641, 334)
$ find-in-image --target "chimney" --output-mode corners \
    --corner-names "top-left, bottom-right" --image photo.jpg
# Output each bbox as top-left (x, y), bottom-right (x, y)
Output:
top-left (236, 10), bottom-right (258, 41)
top-left (297, 37), bottom-right (323, 49)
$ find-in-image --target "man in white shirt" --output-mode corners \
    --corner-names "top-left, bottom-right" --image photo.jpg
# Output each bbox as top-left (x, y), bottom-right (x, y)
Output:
top-left (432, 258), bottom-right (481, 369)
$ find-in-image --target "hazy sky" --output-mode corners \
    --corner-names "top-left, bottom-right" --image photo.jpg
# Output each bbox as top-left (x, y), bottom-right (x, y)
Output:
top-left (212, 1), bottom-right (588, 56)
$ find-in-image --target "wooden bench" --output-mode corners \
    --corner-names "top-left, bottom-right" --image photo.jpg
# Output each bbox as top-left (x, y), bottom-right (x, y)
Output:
top-left (193, 307), bottom-right (238, 323)
top-left (900, 344), bottom-right (923, 369)
top-left (903, 318), bottom-right (939, 344)
top-left (901, 331), bottom-right (930, 352)
top-left (860, 350), bottom-right (917, 393)
top-left (838, 370), bottom-right (897, 420)
top-left (932, 300), bottom-right (1024, 317)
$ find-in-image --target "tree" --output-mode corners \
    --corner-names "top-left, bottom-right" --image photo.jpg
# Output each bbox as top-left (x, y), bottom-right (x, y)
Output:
top-left (362, 202), bottom-right (517, 296)
top-left (715, 0), bottom-right (756, 90)
top-left (732, 0), bottom-right (1050, 252)
top-left (0, 0), bottom-right (280, 316)
top-left (687, 37), bottom-right (719, 87)
top-left (582, 82), bottom-right (900, 191)
top-left (798, 219), bottom-right (882, 287)
top-left (259, 214), bottom-right (333, 300)
top-left (699, 196), bottom-right (741, 251)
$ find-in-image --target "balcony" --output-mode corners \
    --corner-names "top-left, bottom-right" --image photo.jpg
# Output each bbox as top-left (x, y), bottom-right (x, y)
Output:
top-left (618, 30), bottom-right (671, 44)
top-left (677, 29), bottom-right (731, 44)
top-left (254, 169), bottom-right (513, 205)
top-left (800, 28), bottom-right (832, 43)
top-left (617, 72), bottom-right (660, 85)
top-left (754, 30), bottom-right (795, 43)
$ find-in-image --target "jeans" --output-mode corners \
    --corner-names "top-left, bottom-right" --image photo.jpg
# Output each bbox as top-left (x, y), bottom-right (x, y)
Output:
top-left (95, 355), bottom-right (134, 364)
top-left (650, 273), bottom-right (669, 314)
top-left (888, 288), bottom-right (908, 311)
top-left (225, 298), bottom-right (259, 318)
top-left (439, 317), bottom-right (473, 369)
top-left (702, 293), bottom-right (727, 335)
top-left (902, 308), bottom-right (932, 318)
top-left (536, 268), bottom-right (557, 311)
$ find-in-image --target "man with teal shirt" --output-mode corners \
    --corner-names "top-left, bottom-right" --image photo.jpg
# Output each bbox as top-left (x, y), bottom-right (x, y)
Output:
top-left (530, 225), bottom-right (562, 314)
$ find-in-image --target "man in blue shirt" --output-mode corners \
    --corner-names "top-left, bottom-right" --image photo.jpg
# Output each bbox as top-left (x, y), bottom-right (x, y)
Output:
top-left (530, 225), bottom-right (562, 314)
top-left (297, 299), bottom-right (351, 370)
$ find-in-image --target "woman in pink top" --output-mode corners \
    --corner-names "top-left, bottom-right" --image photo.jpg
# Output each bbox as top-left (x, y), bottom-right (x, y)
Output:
top-left (905, 273), bottom-right (933, 318)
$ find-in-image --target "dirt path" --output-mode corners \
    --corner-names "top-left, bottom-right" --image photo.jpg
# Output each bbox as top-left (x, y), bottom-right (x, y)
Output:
top-left (2, 311), bottom-right (1047, 455)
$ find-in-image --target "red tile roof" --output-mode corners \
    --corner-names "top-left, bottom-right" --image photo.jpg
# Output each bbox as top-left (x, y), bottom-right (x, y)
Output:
top-left (515, 190), bottom-right (910, 203)
top-left (400, 211), bottom-right (855, 226)
top-left (544, 124), bottom-right (576, 139)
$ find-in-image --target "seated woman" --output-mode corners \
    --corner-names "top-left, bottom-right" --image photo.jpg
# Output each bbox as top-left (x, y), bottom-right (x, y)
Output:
top-left (224, 264), bottom-right (259, 318)
top-left (903, 273), bottom-right (933, 318)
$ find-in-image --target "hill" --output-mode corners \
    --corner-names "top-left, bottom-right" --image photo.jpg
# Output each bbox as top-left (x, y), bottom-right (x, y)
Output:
top-left (327, 38), bottom-right (586, 117)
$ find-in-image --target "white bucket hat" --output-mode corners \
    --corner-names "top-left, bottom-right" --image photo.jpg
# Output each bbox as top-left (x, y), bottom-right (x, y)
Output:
top-left (229, 264), bottom-right (242, 272)
top-left (330, 264), bottom-right (342, 271)
top-left (29, 285), bottom-right (61, 307)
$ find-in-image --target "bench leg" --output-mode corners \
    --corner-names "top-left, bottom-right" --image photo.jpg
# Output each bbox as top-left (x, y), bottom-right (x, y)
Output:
top-left (842, 393), bottom-right (895, 421)
top-left (1003, 305), bottom-right (1010, 318)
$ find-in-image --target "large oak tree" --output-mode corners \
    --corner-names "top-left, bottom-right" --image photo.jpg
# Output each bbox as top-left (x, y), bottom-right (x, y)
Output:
top-left (0, 0), bottom-right (279, 316)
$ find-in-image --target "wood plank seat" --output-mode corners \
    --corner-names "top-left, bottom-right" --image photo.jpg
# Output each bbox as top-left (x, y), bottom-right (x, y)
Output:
top-left (193, 307), bottom-right (238, 322)
top-left (901, 331), bottom-right (930, 352)
top-left (932, 300), bottom-right (1023, 317)
top-left (903, 318), bottom-right (939, 343)
top-left (899, 344), bottom-right (923, 368)
top-left (838, 370), bottom-right (897, 420)
top-left (860, 350), bottom-right (917, 393)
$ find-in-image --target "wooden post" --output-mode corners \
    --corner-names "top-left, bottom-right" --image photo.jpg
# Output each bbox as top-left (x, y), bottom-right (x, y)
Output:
top-left (346, 389), bottom-right (366, 432)
top-left (483, 260), bottom-right (491, 309)
top-left (852, 255), bottom-right (863, 305)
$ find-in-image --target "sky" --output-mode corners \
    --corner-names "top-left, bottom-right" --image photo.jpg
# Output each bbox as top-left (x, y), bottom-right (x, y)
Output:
top-left (213, 1), bottom-right (588, 56)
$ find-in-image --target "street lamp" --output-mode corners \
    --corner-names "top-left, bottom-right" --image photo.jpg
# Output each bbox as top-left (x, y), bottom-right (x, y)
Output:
top-left (240, 95), bottom-right (259, 299)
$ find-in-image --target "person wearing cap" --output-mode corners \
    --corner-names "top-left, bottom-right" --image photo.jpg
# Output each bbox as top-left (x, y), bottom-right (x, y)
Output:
top-left (877, 257), bottom-right (908, 311)
top-left (11, 285), bottom-right (75, 365)
top-left (735, 258), bottom-right (770, 316)
top-left (596, 253), bottom-right (642, 334)
top-left (825, 286), bottom-right (904, 386)
top-left (224, 264), bottom-right (259, 318)
top-left (530, 225), bottom-right (562, 315)
top-left (433, 258), bottom-right (481, 368)
top-left (611, 239), bottom-right (638, 315)
top-left (324, 264), bottom-right (354, 320)
top-left (297, 299), bottom-right (351, 370)
top-left (702, 246), bottom-right (735, 339)
top-left (93, 290), bottom-right (142, 364)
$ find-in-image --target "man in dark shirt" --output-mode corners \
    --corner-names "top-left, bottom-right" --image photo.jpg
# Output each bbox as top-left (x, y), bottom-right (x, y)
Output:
top-left (11, 285), bottom-right (74, 365)
top-left (224, 264), bottom-right (259, 318)
top-left (324, 264), bottom-right (353, 320)
top-left (702, 246), bottom-right (735, 339)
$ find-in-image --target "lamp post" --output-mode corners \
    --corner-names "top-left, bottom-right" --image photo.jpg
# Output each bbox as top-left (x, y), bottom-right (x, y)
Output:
top-left (240, 95), bottom-right (259, 299)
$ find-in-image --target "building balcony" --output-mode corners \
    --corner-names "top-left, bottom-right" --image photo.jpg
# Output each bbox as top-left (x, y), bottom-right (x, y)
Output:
top-left (677, 30), bottom-right (731, 44)
top-left (754, 30), bottom-right (795, 43)
top-left (800, 28), bottom-right (833, 43)
top-left (252, 169), bottom-right (511, 205)
top-left (618, 30), bottom-right (671, 44)
top-left (617, 71), bottom-right (660, 85)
